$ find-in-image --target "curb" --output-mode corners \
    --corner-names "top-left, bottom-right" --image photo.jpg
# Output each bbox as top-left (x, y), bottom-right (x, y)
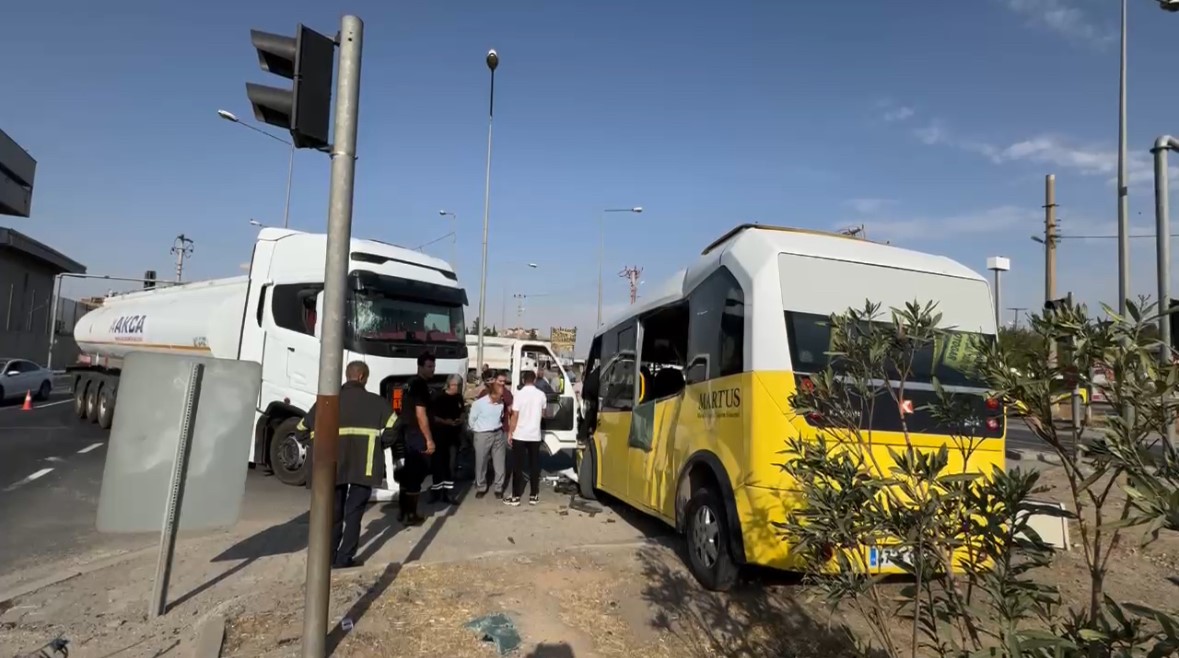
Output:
top-left (1006, 448), bottom-right (1063, 466)
top-left (0, 545), bottom-right (157, 606)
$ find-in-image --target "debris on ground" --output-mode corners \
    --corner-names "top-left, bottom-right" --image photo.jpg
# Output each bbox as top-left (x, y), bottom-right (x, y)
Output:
top-left (465, 612), bottom-right (522, 655)
top-left (568, 498), bottom-right (603, 517)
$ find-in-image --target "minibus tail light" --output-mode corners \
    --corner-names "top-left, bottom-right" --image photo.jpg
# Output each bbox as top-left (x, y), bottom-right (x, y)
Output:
top-left (986, 417), bottom-right (1000, 432)
top-left (985, 396), bottom-right (1001, 411)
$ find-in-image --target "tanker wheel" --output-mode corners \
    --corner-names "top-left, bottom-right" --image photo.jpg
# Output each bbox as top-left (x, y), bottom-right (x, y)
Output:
top-left (97, 388), bottom-right (115, 429)
top-left (270, 417), bottom-right (308, 487)
top-left (74, 380), bottom-right (88, 419)
top-left (85, 385), bottom-right (100, 423)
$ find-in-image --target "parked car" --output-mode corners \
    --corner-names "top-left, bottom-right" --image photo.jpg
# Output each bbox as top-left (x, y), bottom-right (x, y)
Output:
top-left (0, 358), bottom-right (54, 402)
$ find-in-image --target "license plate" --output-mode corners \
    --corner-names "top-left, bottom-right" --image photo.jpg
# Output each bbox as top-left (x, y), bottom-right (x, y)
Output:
top-left (868, 547), bottom-right (913, 569)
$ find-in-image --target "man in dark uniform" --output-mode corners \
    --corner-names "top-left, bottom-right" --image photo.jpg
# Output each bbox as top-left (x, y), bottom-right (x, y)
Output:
top-left (297, 360), bottom-right (398, 569)
top-left (397, 353), bottom-right (437, 524)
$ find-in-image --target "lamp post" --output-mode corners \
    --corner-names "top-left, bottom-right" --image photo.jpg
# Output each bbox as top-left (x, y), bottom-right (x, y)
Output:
top-left (1151, 134), bottom-right (1178, 451)
top-left (986, 256), bottom-right (1011, 332)
top-left (439, 210), bottom-right (457, 266)
top-left (217, 109), bottom-right (295, 229)
top-left (475, 49), bottom-right (499, 382)
top-left (598, 207), bottom-right (643, 326)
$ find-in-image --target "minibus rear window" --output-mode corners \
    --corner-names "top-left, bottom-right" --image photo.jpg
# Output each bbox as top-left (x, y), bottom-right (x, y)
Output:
top-left (784, 311), bottom-right (991, 388)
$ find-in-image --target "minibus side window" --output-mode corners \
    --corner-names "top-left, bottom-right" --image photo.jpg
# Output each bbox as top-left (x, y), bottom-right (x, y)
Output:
top-left (601, 324), bottom-right (637, 411)
top-left (685, 268), bottom-right (746, 384)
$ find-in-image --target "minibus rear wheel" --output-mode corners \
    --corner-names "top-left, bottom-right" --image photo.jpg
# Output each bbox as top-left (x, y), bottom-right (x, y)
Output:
top-left (684, 487), bottom-right (739, 591)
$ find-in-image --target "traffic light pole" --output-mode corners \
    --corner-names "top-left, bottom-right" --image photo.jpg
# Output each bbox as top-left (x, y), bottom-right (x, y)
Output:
top-left (302, 15), bottom-right (363, 658)
top-left (1152, 135), bottom-right (1177, 451)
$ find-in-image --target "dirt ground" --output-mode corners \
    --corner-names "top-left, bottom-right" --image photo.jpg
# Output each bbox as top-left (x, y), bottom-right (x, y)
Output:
top-left (2, 460), bottom-right (1176, 658)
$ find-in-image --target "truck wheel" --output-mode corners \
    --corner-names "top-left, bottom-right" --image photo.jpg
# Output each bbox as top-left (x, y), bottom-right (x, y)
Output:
top-left (270, 417), bottom-right (308, 487)
top-left (576, 443), bottom-right (597, 500)
top-left (85, 385), bottom-right (100, 423)
top-left (97, 388), bottom-right (115, 429)
top-left (684, 487), bottom-right (740, 592)
top-left (74, 380), bottom-right (88, 419)
top-left (36, 380), bottom-right (52, 401)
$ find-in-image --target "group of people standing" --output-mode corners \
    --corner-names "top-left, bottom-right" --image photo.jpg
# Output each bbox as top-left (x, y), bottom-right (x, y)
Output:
top-left (468, 367), bottom-right (547, 505)
top-left (299, 353), bottom-right (549, 568)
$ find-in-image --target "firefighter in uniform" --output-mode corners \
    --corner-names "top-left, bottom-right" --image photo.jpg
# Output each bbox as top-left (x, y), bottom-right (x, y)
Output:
top-left (297, 360), bottom-right (400, 569)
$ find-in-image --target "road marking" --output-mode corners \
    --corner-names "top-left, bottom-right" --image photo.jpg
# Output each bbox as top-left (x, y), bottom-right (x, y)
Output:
top-left (0, 398), bottom-right (71, 413)
top-left (78, 442), bottom-right (104, 454)
top-left (45, 456), bottom-right (64, 463)
top-left (3, 468), bottom-right (54, 492)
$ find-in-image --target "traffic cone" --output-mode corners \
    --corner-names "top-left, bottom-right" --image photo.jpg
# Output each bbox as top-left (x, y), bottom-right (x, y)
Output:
top-left (21, 390), bottom-right (33, 411)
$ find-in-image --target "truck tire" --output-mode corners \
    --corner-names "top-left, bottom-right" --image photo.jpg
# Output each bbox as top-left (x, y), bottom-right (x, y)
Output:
top-left (270, 417), bottom-right (308, 487)
top-left (684, 487), bottom-right (740, 592)
top-left (85, 385), bottom-right (101, 423)
top-left (74, 380), bottom-right (88, 419)
top-left (577, 443), bottom-right (597, 500)
top-left (97, 388), bottom-right (115, 429)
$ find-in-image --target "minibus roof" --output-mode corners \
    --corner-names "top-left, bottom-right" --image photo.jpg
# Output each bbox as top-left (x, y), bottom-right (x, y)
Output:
top-left (594, 224), bottom-right (985, 339)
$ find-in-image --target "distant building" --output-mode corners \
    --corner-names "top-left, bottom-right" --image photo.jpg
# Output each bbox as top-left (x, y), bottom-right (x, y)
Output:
top-left (0, 227), bottom-right (86, 366)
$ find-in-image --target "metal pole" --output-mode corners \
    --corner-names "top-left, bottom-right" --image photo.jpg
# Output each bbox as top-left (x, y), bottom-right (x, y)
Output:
top-left (46, 274), bottom-right (62, 370)
top-left (302, 15), bottom-right (363, 658)
top-left (1152, 136), bottom-right (1177, 451)
top-left (1117, 0), bottom-right (1131, 316)
top-left (5, 284), bottom-right (12, 331)
top-left (150, 361), bottom-right (204, 618)
top-left (597, 214), bottom-right (604, 327)
top-left (283, 144), bottom-right (295, 229)
top-left (1045, 175), bottom-right (1058, 375)
top-left (993, 270), bottom-right (1002, 330)
top-left (475, 56), bottom-right (497, 381)
top-left (1068, 292), bottom-right (1082, 462)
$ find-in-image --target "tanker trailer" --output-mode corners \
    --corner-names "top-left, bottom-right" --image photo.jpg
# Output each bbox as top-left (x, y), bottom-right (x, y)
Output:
top-left (66, 227), bottom-right (470, 488)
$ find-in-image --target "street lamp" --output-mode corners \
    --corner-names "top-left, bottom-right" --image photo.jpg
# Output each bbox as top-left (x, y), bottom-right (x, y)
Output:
top-left (986, 256), bottom-right (1011, 332)
top-left (439, 210), bottom-right (457, 266)
top-left (475, 49), bottom-right (500, 378)
top-left (598, 207), bottom-right (643, 326)
top-left (217, 108), bottom-right (295, 229)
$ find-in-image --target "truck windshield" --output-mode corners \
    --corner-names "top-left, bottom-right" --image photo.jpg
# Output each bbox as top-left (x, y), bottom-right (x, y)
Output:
top-left (348, 272), bottom-right (467, 344)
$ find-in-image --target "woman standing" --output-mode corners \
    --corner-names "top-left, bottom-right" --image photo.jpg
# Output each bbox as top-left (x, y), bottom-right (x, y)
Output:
top-left (429, 374), bottom-right (465, 504)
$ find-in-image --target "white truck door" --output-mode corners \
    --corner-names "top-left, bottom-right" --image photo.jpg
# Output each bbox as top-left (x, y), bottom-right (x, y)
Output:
top-left (260, 283), bottom-right (322, 411)
top-left (512, 341), bottom-right (578, 456)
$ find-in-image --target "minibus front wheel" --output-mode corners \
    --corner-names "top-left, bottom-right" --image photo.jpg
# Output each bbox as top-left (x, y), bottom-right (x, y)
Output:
top-left (684, 487), bottom-right (739, 591)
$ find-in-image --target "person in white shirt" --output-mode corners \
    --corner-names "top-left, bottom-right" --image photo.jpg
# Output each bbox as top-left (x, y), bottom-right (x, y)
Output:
top-left (506, 370), bottom-right (548, 506)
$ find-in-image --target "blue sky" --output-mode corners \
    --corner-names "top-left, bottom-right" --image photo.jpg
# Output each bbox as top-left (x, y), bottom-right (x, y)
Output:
top-left (4, 0), bottom-right (1179, 352)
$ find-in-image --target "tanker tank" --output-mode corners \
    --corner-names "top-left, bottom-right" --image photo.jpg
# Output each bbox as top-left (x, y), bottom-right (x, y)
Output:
top-left (73, 276), bottom-right (250, 363)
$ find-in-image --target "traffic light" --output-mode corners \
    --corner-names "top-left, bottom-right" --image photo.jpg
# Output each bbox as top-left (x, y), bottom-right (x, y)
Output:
top-left (245, 25), bottom-right (335, 149)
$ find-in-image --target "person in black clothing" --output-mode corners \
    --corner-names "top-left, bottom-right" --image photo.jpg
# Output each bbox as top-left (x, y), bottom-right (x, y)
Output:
top-left (428, 374), bottom-right (465, 504)
top-left (297, 361), bottom-right (399, 569)
top-left (398, 353), bottom-right (437, 524)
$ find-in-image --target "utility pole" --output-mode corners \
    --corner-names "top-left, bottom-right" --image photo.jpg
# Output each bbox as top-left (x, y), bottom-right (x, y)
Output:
top-left (301, 15), bottom-right (363, 658)
top-left (171, 235), bottom-right (194, 282)
top-left (513, 293), bottom-right (526, 322)
top-left (1008, 307), bottom-right (1027, 329)
top-left (620, 266), bottom-right (642, 304)
top-left (1044, 174), bottom-right (1059, 369)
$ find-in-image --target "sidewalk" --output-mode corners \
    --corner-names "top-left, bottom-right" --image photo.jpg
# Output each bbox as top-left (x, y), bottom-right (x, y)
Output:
top-left (0, 484), bottom-right (669, 657)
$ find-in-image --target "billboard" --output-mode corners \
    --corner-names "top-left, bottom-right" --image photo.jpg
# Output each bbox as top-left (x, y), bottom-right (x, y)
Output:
top-left (550, 326), bottom-right (576, 354)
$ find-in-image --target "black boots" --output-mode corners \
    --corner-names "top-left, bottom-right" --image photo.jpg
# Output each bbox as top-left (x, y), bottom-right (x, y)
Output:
top-left (398, 493), bottom-right (424, 526)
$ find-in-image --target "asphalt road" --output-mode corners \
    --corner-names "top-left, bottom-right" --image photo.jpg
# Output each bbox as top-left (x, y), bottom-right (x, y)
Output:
top-left (0, 388), bottom-right (309, 577)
